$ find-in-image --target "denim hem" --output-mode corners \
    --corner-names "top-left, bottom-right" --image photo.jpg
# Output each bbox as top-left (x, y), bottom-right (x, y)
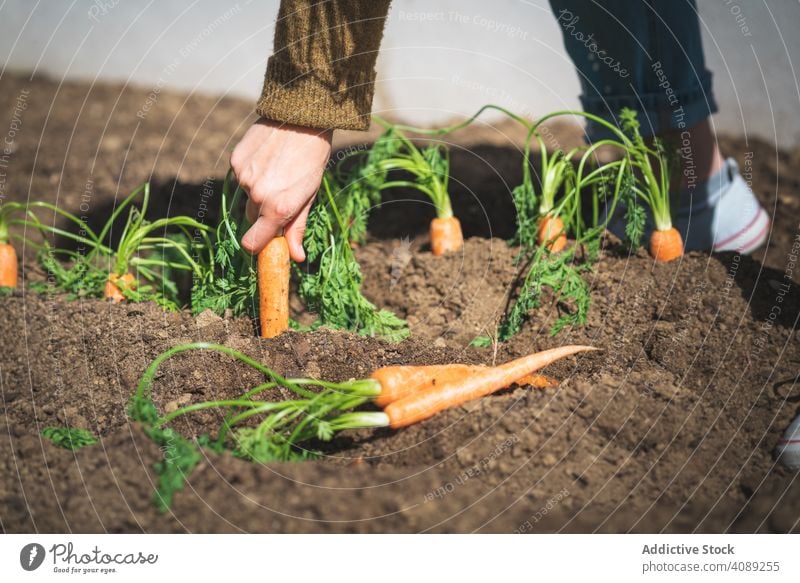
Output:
top-left (580, 72), bottom-right (718, 140)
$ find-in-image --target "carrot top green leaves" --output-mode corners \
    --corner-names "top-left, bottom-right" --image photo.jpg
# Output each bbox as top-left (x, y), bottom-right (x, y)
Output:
top-left (371, 120), bottom-right (454, 221)
top-left (41, 426), bottom-right (99, 451)
top-left (191, 171), bottom-right (257, 317)
top-left (130, 342), bottom-right (388, 510)
top-left (298, 173), bottom-right (409, 341)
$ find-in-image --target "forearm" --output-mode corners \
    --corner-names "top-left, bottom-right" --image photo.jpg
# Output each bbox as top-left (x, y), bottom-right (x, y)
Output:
top-left (257, 0), bottom-right (392, 131)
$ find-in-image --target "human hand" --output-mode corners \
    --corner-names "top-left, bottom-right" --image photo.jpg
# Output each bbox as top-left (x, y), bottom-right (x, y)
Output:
top-left (230, 118), bottom-right (332, 261)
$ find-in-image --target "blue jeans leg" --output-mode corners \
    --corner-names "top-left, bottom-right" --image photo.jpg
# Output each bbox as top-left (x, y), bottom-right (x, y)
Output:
top-left (549, 0), bottom-right (718, 140)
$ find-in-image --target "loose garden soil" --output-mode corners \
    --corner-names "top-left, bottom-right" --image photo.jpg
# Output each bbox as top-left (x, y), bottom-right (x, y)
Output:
top-left (1, 73), bottom-right (798, 533)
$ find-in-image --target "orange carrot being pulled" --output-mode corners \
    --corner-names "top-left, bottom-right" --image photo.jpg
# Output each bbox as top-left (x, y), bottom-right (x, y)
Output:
top-left (371, 363), bottom-right (557, 407)
top-left (104, 273), bottom-right (135, 303)
top-left (430, 216), bottom-right (464, 256)
top-left (0, 242), bottom-right (18, 288)
top-left (649, 227), bottom-right (683, 263)
top-left (383, 345), bottom-right (596, 428)
top-left (258, 235), bottom-right (290, 338)
top-left (537, 214), bottom-right (567, 253)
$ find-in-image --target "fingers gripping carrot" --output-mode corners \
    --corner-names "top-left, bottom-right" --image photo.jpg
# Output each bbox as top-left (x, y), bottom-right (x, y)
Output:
top-left (258, 235), bottom-right (290, 338)
top-left (649, 227), bottom-right (683, 262)
top-left (0, 243), bottom-right (18, 288)
top-left (383, 345), bottom-right (596, 429)
top-left (104, 273), bottom-right (135, 303)
top-left (430, 216), bottom-right (463, 256)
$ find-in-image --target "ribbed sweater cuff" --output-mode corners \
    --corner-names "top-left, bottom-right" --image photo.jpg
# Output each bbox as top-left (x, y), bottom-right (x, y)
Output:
top-left (256, 57), bottom-right (377, 131)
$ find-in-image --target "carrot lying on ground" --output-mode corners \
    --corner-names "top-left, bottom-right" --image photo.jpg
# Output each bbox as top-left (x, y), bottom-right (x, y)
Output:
top-left (104, 273), bottom-right (135, 303)
top-left (371, 363), bottom-right (557, 407)
top-left (537, 214), bottom-right (567, 253)
top-left (649, 227), bottom-right (683, 263)
top-left (129, 342), bottom-right (596, 481)
top-left (258, 235), bottom-right (290, 338)
top-left (383, 345), bottom-right (596, 428)
top-left (430, 216), bottom-right (464, 256)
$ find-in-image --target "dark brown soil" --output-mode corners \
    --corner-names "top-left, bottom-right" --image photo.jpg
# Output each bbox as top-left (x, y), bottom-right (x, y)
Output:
top-left (1, 73), bottom-right (799, 533)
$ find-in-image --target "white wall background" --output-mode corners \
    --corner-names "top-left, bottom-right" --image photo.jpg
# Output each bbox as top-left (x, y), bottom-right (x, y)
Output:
top-left (1, 0), bottom-right (798, 146)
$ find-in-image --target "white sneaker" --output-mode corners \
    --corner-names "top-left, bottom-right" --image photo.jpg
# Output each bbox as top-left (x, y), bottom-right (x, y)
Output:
top-left (775, 414), bottom-right (800, 471)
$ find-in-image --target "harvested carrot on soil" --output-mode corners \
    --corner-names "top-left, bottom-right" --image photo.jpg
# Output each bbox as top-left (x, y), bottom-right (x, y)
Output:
top-left (130, 342), bottom-right (592, 510)
top-left (383, 345), bottom-right (596, 428)
top-left (371, 363), bottom-right (557, 407)
top-left (516, 372), bottom-right (559, 388)
top-left (258, 235), bottom-right (290, 338)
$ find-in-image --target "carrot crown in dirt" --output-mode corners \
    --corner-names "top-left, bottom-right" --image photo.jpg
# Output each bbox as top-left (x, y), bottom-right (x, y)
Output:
top-left (498, 119), bottom-right (614, 339)
top-left (1, 184), bottom-right (210, 309)
top-left (370, 117), bottom-right (466, 255)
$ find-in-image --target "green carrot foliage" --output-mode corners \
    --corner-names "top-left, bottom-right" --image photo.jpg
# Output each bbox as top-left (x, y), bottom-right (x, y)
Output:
top-left (130, 342), bottom-right (388, 510)
top-left (41, 426), bottom-right (99, 451)
top-left (298, 173), bottom-right (409, 341)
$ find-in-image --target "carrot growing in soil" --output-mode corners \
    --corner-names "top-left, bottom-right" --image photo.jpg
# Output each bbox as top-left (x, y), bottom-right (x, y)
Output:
top-left (490, 122), bottom-right (634, 342)
top-left (371, 120), bottom-right (463, 256)
top-left (10, 184), bottom-right (210, 309)
top-left (193, 170), bottom-right (406, 339)
top-left (617, 108), bottom-right (683, 262)
top-left (529, 136), bottom-right (580, 253)
top-left (527, 108), bottom-right (681, 261)
top-left (101, 183), bottom-right (210, 304)
top-left (0, 202), bottom-right (67, 290)
top-left (0, 206), bottom-right (18, 288)
top-left (363, 106), bottom-right (533, 255)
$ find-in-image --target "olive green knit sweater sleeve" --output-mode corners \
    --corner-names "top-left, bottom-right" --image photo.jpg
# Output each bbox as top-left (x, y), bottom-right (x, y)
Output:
top-left (256, 0), bottom-right (392, 131)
